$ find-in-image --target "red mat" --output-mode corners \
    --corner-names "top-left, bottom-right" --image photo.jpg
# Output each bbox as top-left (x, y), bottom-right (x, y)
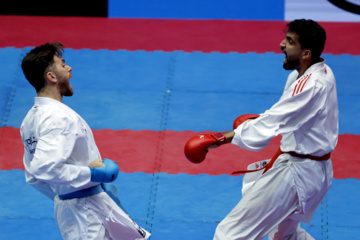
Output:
top-left (1, 16), bottom-right (360, 54)
top-left (1, 127), bottom-right (358, 179)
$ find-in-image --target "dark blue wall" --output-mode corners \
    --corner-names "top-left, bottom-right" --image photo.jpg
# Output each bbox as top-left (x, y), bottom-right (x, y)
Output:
top-left (108, 0), bottom-right (285, 20)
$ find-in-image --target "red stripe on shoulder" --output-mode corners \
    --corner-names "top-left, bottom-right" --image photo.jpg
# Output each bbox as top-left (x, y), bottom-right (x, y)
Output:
top-left (299, 73), bottom-right (312, 93)
top-left (292, 74), bottom-right (312, 97)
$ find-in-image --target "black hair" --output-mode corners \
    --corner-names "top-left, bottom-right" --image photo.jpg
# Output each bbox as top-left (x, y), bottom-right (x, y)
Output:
top-left (21, 42), bottom-right (64, 92)
top-left (286, 19), bottom-right (326, 61)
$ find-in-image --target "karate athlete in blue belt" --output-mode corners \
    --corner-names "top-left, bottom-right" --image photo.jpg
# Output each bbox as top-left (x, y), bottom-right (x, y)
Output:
top-left (20, 42), bottom-right (150, 240)
top-left (185, 19), bottom-right (338, 239)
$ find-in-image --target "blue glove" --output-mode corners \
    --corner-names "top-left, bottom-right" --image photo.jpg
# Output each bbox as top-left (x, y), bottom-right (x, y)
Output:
top-left (89, 158), bottom-right (119, 183)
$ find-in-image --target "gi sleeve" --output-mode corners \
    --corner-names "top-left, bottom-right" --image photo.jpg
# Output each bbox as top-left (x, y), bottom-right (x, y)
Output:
top-left (29, 115), bottom-right (91, 188)
top-left (25, 170), bottom-right (56, 200)
top-left (232, 76), bottom-right (326, 151)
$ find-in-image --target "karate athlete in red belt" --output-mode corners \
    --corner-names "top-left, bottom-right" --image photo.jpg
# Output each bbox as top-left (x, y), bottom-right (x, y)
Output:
top-left (185, 19), bottom-right (338, 240)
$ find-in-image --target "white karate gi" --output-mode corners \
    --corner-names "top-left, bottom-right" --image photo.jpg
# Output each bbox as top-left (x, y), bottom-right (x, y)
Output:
top-left (21, 97), bottom-right (150, 240)
top-left (214, 60), bottom-right (338, 240)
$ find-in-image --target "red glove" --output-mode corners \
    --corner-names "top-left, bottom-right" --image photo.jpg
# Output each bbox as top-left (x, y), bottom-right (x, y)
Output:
top-left (184, 132), bottom-right (228, 164)
top-left (233, 114), bottom-right (260, 129)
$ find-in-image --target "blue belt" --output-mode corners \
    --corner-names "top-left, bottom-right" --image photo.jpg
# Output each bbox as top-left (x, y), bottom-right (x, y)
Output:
top-left (58, 185), bottom-right (104, 200)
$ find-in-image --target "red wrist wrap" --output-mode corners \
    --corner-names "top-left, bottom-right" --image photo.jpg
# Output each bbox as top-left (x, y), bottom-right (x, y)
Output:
top-left (211, 132), bottom-right (228, 145)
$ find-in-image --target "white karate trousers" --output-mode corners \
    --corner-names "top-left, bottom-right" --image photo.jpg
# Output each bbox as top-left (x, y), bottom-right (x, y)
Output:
top-left (54, 192), bottom-right (151, 240)
top-left (214, 154), bottom-right (333, 240)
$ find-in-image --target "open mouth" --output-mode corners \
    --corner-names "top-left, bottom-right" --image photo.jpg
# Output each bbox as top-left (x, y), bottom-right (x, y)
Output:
top-left (281, 48), bottom-right (287, 61)
top-left (283, 53), bottom-right (288, 63)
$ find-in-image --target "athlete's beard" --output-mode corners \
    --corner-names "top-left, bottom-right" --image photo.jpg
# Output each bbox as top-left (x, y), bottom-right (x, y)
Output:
top-left (283, 56), bottom-right (300, 70)
top-left (57, 75), bottom-right (73, 97)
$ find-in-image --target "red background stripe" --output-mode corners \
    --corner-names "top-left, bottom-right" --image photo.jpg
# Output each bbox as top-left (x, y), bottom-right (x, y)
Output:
top-left (1, 16), bottom-right (360, 54)
top-left (1, 127), bottom-right (358, 179)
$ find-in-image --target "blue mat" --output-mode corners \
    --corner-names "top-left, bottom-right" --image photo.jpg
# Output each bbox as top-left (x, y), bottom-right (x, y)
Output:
top-left (1, 47), bottom-right (359, 239)
top-left (1, 170), bottom-right (359, 239)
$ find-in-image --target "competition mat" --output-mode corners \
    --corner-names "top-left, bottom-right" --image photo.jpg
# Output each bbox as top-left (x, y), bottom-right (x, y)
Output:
top-left (0, 16), bottom-right (359, 239)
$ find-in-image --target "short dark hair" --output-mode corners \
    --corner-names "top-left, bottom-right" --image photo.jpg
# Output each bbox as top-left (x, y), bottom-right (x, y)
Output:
top-left (286, 19), bottom-right (326, 61)
top-left (21, 42), bottom-right (64, 92)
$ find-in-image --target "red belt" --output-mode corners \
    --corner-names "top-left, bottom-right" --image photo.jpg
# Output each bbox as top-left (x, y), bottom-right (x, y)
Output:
top-left (286, 151), bottom-right (331, 161)
top-left (232, 147), bottom-right (331, 175)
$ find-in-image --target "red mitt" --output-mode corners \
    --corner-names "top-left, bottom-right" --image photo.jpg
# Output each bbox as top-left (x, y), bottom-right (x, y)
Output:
top-left (233, 114), bottom-right (260, 129)
top-left (184, 132), bottom-right (227, 164)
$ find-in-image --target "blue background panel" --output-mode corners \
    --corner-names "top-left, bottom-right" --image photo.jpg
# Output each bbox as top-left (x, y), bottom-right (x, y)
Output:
top-left (108, 0), bottom-right (285, 20)
top-left (0, 86), bottom-right (12, 127)
top-left (65, 49), bottom-right (173, 92)
top-left (2, 48), bottom-right (360, 134)
top-left (167, 91), bottom-right (280, 132)
top-left (324, 54), bottom-right (360, 95)
top-left (172, 51), bottom-right (287, 94)
top-left (66, 89), bottom-right (165, 131)
top-left (0, 47), bottom-right (24, 87)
